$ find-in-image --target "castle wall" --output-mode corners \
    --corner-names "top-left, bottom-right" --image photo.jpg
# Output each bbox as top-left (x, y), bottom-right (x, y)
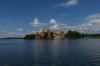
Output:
top-left (60, 30), bottom-right (65, 39)
top-left (35, 29), bottom-right (65, 39)
top-left (40, 29), bottom-right (45, 37)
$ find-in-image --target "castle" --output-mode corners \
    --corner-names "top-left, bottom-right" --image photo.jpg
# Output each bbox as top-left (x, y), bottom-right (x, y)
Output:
top-left (35, 29), bottom-right (65, 39)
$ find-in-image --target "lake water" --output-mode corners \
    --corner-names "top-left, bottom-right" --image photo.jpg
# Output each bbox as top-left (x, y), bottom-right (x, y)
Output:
top-left (0, 39), bottom-right (100, 66)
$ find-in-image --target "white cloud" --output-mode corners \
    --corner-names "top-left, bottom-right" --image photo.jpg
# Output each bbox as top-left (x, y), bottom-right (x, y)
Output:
top-left (65, 25), bottom-right (72, 29)
top-left (26, 31), bottom-right (37, 34)
top-left (50, 24), bottom-right (60, 31)
top-left (81, 23), bottom-right (92, 27)
top-left (16, 28), bottom-right (24, 31)
top-left (49, 19), bottom-right (57, 25)
top-left (66, 0), bottom-right (78, 7)
top-left (29, 18), bottom-right (47, 27)
top-left (0, 31), bottom-right (27, 38)
top-left (90, 19), bottom-right (100, 24)
top-left (7, 32), bottom-right (16, 35)
top-left (1, 30), bottom-right (6, 32)
top-left (85, 13), bottom-right (100, 20)
top-left (56, 0), bottom-right (78, 8)
top-left (6, 32), bottom-right (25, 37)
top-left (30, 28), bottom-right (43, 34)
top-left (49, 19), bottom-right (67, 31)
top-left (38, 28), bottom-right (43, 33)
top-left (31, 31), bottom-right (36, 34)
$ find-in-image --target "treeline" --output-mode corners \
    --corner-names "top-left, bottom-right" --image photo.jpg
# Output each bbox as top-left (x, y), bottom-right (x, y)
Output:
top-left (24, 34), bottom-right (35, 39)
top-left (85, 34), bottom-right (100, 38)
top-left (65, 30), bottom-right (85, 39)
top-left (65, 30), bottom-right (100, 39)
top-left (2, 37), bottom-right (23, 39)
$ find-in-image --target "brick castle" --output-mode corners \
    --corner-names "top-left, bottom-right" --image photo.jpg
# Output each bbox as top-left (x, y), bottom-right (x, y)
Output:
top-left (35, 29), bottom-right (65, 39)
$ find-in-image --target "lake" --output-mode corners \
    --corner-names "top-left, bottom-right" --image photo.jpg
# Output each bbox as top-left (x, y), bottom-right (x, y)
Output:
top-left (0, 39), bottom-right (100, 66)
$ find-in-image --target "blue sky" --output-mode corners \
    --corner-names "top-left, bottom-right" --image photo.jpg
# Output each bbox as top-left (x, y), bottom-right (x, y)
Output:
top-left (0, 0), bottom-right (100, 38)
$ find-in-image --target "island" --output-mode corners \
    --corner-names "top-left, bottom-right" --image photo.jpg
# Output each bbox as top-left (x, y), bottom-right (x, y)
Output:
top-left (24, 29), bottom-right (87, 40)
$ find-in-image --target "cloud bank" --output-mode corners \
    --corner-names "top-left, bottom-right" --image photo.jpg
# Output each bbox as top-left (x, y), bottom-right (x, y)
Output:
top-left (85, 14), bottom-right (100, 20)
top-left (47, 13), bottom-right (100, 33)
top-left (29, 13), bottom-right (100, 34)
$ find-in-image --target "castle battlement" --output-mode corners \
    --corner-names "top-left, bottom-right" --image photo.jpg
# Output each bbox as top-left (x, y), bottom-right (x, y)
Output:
top-left (35, 29), bottom-right (65, 39)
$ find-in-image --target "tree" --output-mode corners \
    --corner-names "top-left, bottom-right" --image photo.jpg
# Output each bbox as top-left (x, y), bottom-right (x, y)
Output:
top-left (24, 34), bottom-right (35, 39)
top-left (30, 34), bottom-right (35, 39)
top-left (64, 33), bottom-right (67, 38)
top-left (65, 30), bottom-right (82, 39)
top-left (24, 34), bottom-right (30, 39)
top-left (43, 32), bottom-right (48, 39)
top-left (67, 30), bottom-right (73, 38)
top-left (81, 33), bottom-right (85, 38)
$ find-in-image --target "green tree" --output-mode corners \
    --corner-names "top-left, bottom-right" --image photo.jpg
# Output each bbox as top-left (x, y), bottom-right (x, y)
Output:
top-left (24, 34), bottom-right (35, 39)
top-left (64, 33), bottom-right (67, 38)
top-left (43, 32), bottom-right (48, 39)
top-left (24, 34), bottom-right (30, 39)
top-left (65, 30), bottom-right (82, 39)
top-left (67, 30), bottom-right (73, 38)
top-left (81, 33), bottom-right (85, 38)
top-left (30, 34), bottom-right (35, 39)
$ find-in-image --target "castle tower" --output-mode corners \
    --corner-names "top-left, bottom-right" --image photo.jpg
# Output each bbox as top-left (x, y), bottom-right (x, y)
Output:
top-left (35, 32), bottom-right (40, 39)
top-left (35, 32), bottom-right (38, 37)
top-left (47, 29), bottom-right (50, 38)
top-left (53, 31), bottom-right (55, 37)
top-left (40, 29), bottom-right (45, 37)
top-left (60, 29), bottom-right (64, 39)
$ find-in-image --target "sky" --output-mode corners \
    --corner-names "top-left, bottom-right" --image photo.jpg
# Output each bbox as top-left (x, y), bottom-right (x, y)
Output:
top-left (0, 0), bottom-right (100, 38)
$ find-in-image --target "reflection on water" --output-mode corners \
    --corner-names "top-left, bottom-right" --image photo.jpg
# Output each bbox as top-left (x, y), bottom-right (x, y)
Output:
top-left (0, 39), bottom-right (100, 66)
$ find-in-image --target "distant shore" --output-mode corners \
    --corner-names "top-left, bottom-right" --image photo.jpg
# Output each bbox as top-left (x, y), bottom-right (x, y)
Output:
top-left (0, 37), bottom-right (23, 39)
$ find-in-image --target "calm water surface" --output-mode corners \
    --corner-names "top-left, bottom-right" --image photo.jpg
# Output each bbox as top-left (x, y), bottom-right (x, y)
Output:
top-left (0, 39), bottom-right (100, 66)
